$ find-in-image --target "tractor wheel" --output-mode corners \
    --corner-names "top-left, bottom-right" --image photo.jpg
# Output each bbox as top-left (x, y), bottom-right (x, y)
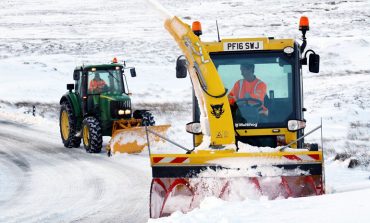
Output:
top-left (59, 101), bottom-right (81, 148)
top-left (142, 111), bottom-right (155, 126)
top-left (82, 116), bottom-right (102, 153)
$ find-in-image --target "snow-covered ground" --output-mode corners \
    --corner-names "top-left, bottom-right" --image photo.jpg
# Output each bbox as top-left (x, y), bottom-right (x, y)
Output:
top-left (0, 0), bottom-right (370, 222)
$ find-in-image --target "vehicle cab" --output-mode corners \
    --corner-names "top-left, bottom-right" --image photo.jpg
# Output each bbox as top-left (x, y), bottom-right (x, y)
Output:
top-left (178, 18), bottom-right (320, 149)
top-left (67, 60), bottom-right (137, 135)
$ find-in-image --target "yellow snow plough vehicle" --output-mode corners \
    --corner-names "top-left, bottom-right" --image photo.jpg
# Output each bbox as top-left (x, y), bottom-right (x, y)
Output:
top-left (148, 15), bottom-right (324, 218)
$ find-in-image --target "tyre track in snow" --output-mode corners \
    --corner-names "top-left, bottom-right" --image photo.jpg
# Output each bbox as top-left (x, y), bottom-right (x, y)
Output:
top-left (0, 120), bottom-right (151, 223)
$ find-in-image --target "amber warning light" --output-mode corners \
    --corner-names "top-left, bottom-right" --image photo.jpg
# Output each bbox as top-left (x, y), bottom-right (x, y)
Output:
top-left (299, 16), bottom-right (309, 31)
top-left (112, 57), bottom-right (118, 63)
top-left (192, 21), bottom-right (202, 36)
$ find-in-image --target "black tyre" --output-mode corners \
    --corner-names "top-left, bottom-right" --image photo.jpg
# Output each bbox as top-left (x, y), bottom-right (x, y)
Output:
top-left (82, 116), bottom-right (102, 153)
top-left (133, 110), bottom-right (155, 126)
top-left (142, 111), bottom-right (155, 126)
top-left (309, 143), bottom-right (319, 151)
top-left (59, 101), bottom-right (81, 148)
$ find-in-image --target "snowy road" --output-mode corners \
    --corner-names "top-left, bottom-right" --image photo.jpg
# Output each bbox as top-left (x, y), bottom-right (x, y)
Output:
top-left (0, 119), bottom-right (151, 223)
top-left (0, 0), bottom-right (369, 222)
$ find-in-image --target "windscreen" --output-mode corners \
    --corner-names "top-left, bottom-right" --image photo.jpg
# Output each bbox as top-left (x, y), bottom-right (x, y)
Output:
top-left (211, 52), bottom-right (296, 128)
top-left (87, 69), bottom-right (124, 95)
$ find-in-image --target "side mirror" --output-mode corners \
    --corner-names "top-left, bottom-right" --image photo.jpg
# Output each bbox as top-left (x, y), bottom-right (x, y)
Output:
top-left (130, 68), bottom-right (136, 77)
top-left (73, 70), bottom-right (80, 80)
top-left (176, 55), bottom-right (188, 78)
top-left (185, 122), bottom-right (202, 135)
top-left (309, 53), bottom-right (320, 73)
top-left (66, 84), bottom-right (74, 92)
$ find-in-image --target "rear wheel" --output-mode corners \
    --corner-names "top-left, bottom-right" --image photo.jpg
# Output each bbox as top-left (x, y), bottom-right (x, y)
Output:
top-left (59, 101), bottom-right (81, 148)
top-left (82, 116), bottom-right (102, 153)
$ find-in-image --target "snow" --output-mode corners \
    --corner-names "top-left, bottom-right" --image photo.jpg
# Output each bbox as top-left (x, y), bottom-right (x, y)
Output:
top-left (149, 188), bottom-right (370, 223)
top-left (0, 112), bottom-right (152, 222)
top-left (0, 0), bottom-right (370, 222)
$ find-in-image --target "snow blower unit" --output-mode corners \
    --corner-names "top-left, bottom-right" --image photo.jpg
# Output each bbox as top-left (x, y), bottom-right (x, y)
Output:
top-left (148, 16), bottom-right (325, 218)
top-left (59, 58), bottom-right (169, 155)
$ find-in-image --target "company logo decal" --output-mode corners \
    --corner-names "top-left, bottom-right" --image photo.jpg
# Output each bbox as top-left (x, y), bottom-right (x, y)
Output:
top-left (210, 103), bottom-right (224, 119)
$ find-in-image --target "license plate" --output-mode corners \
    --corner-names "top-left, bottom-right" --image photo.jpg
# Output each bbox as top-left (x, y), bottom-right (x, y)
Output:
top-left (223, 41), bottom-right (264, 51)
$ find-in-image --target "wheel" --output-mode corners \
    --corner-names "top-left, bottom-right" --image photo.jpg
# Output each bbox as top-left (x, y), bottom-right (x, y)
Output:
top-left (133, 110), bottom-right (156, 126)
top-left (142, 111), bottom-right (155, 126)
top-left (82, 116), bottom-right (102, 153)
top-left (59, 101), bottom-right (81, 148)
top-left (309, 143), bottom-right (319, 151)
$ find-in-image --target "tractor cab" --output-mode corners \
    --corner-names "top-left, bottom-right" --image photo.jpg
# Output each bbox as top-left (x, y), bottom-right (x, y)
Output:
top-left (72, 62), bottom-right (136, 122)
top-left (86, 67), bottom-right (125, 95)
top-left (73, 62), bottom-right (136, 95)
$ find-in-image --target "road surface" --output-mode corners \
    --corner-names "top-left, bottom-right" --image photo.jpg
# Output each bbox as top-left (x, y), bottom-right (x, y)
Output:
top-left (0, 119), bottom-right (151, 223)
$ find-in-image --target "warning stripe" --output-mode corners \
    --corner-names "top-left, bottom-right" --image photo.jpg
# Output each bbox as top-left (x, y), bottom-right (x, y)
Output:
top-left (153, 157), bottom-right (190, 164)
top-left (283, 155), bottom-right (301, 161)
top-left (308, 154), bottom-right (321, 160)
top-left (153, 154), bottom-right (320, 164)
top-left (171, 157), bottom-right (189, 163)
top-left (283, 154), bottom-right (320, 161)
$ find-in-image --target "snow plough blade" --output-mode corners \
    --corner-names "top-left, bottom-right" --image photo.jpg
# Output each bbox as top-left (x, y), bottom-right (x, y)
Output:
top-left (108, 119), bottom-right (170, 154)
top-left (149, 149), bottom-right (324, 218)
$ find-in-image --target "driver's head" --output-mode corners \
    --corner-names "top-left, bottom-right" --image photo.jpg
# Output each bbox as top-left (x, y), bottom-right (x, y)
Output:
top-left (94, 72), bottom-right (100, 79)
top-left (240, 63), bottom-right (255, 82)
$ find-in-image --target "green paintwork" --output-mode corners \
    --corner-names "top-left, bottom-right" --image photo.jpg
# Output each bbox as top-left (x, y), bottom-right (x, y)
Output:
top-left (61, 63), bottom-right (132, 137)
top-left (96, 93), bottom-right (131, 135)
top-left (60, 92), bottom-right (83, 127)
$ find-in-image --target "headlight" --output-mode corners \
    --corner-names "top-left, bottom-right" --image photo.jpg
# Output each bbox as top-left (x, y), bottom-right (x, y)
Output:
top-left (124, 109), bottom-right (131, 115)
top-left (283, 46), bottom-right (294, 54)
top-left (287, 120), bottom-right (306, 131)
top-left (118, 109), bottom-right (125, 115)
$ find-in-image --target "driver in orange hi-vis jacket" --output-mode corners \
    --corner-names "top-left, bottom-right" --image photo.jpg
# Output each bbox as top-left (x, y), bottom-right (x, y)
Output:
top-left (89, 72), bottom-right (107, 93)
top-left (228, 63), bottom-right (268, 116)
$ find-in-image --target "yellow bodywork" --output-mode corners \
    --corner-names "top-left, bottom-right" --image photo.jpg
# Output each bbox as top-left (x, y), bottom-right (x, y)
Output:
top-left (165, 17), bottom-right (235, 147)
top-left (203, 37), bottom-right (294, 52)
top-left (108, 119), bottom-right (170, 154)
top-left (151, 149), bottom-right (322, 166)
top-left (163, 16), bottom-right (299, 149)
top-left (147, 15), bottom-right (326, 219)
top-left (236, 128), bottom-right (298, 148)
top-left (149, 16), bottom-right (324, 218)
top-left (150, 16), bottom-right (323, 166)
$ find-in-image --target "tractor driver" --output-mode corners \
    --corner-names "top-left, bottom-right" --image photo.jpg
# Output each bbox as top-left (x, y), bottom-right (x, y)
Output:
top-left (228, 63), bottom-right (268, 116)
top-left (89, 72), bottom-right (108, 93)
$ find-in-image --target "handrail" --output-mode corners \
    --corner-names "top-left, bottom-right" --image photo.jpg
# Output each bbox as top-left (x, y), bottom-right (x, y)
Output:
top-left (145, 123), bottom-right (324, 154)
top-left (279, 124), bottom-right (322, 152)
top-left (144, 126), bottom-right (192, 154)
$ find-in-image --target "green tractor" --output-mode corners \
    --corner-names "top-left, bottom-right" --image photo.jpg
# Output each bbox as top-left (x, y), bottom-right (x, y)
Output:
top-left (59, 59), bottom-right (161, 154)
